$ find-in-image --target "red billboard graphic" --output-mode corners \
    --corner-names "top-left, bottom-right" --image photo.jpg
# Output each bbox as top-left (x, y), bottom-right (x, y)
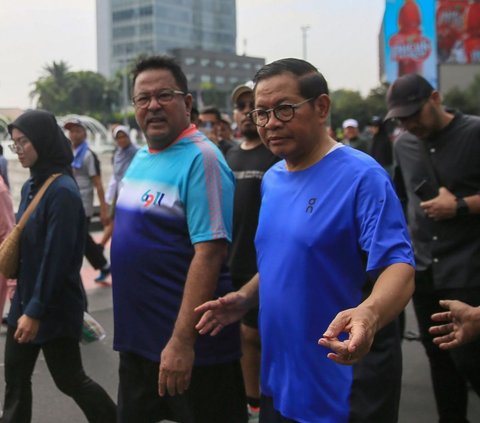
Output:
top-left (437, 0), bottom-right (480, 64)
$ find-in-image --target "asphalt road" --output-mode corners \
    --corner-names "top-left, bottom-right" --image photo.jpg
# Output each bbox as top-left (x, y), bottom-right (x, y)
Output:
top-left (1, 282), bottom-right (479, 423)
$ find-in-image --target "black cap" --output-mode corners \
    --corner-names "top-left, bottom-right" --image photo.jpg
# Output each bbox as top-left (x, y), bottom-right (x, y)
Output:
top-left (385, 74), bottom-right (434, 121)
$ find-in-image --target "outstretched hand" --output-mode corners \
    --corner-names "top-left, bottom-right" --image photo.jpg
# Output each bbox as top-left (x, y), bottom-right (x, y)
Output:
top-left (429, 300), bottom-right (480, 349)
top-left (194, 291), bottom-right (250, 336)
top-left (318, 306), bottom-right (377, 365)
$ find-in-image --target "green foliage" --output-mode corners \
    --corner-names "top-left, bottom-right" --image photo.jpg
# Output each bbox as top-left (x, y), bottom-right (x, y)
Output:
top-left (30, 60), bottom-right (126, 123)
top-left (329, 82), bottom-right (390, 132)
top-left (443, 74), bottom-right (480, 115)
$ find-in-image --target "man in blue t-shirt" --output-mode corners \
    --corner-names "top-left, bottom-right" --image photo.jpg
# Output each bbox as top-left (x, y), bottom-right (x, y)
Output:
top-left (111, 56), bottom-right (247, 423)
top-left (196, 58), bottom-right (415, 423)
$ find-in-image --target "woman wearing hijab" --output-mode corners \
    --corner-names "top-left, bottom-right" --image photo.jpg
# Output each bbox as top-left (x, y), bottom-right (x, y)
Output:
top-left (98, 125), bottom-right (138, 254)
top-left (2, 109), bottom-right (116, 423)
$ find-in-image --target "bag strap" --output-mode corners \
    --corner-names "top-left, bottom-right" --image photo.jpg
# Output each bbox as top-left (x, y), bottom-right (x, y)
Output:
top-left (16, 173), bottom-right (62, 229)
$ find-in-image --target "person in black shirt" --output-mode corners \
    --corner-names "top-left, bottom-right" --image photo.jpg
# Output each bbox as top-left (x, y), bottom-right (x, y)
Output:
top-left (226, 82), bottom-right (279, 419)
top-left (387, 73), bottom-right (480, 423)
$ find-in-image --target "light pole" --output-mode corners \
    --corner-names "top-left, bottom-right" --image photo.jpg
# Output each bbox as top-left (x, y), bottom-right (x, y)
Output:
top-left (301, 25), bottom-right (310, 60)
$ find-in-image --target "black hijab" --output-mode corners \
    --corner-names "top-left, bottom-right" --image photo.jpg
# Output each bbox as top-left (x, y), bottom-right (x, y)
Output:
top-left (8, 109), bottom-right (73, 184)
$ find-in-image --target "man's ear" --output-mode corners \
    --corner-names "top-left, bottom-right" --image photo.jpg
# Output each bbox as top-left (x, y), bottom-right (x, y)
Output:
top-left (314, 94), bottom-right (331, 121)
top-left (431, 90), bottom-right (442, 106)
top-left (184, 94), bottom-right (193, 117)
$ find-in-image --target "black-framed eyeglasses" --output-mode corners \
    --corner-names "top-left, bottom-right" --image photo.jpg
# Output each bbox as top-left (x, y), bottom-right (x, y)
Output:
top-left (132, 89), bottom-right (185, 109)
top-left (247, 97), bottom-right (314, 127)
top-left (8, 136), bottom-right (31, 154)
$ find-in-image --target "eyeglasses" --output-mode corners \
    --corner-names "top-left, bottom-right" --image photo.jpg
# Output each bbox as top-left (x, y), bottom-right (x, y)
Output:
top-left (248, 98), bottom-right (314, 127)
top-left (198, 121), bottom-right (215, 131)
top-left (8, 136), bottom-right (31, 154)
top-left (235, 100), bottom-right (255, 112)
top-left (132, 89), bottom-right (185, 109)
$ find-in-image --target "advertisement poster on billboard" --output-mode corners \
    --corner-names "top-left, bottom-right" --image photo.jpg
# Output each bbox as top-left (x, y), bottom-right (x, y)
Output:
top-left (437, 0), bottom-right (480, 64)
top-left (384, 0), bottom-right (437, 87)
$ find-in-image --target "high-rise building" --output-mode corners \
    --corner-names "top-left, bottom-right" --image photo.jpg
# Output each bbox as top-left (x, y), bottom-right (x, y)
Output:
top-left (96, 0), bottom-right (263, 110)
top-left (98, 0), bottom-right (236, 77)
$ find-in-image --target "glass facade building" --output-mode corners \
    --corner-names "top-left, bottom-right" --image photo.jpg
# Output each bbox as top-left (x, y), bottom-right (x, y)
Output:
top-left (97, 0), bottom-right (237, 77)
top-left (97, 0), bottom-right (264, 110)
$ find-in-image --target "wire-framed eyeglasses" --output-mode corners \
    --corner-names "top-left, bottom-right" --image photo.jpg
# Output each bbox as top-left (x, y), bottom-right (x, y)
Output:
top-left (247, 97), bottom-right (314, 127)
top-left (8, 137), bottom-right (31, 154)
top-left (132, 89), bottom-right (185, 109)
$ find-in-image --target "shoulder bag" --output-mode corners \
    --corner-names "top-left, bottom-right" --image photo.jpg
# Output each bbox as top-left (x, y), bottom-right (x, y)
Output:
top-left (0, 173), bottom-right (61, 278)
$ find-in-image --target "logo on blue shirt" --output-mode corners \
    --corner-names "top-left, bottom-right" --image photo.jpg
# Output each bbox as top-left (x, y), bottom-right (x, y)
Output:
top-left (306, 197), bottom-right (317, 213)
top-left (141, 189), bottom-right (165, 208)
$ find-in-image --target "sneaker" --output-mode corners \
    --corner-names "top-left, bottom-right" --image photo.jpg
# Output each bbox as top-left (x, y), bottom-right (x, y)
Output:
top-left (248, 405), bottom-right (260, 422)
top-left (94, 267), bottom-right (111, 283)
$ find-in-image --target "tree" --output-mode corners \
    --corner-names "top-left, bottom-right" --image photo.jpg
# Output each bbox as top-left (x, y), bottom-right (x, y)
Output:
top-left (330, 89), bottom-right (367, 130)
top-left (443, 74), bottom-right (480, 115)
top-left (30, 60), bottom-right (72, 114)
top-left (30, 60), bottom-right (123, 123)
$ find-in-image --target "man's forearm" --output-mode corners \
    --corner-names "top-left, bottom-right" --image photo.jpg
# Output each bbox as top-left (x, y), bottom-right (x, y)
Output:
top-left (464, 193), bottom-right (480, 215)
top-left (359, 263), bottom-right (415, 332)
top-left (92, 175), bottom-right (107, 206)
top-left (239, 272), bottom-right (260, 309)
top-left (171, 240), bottom-right (228, 345)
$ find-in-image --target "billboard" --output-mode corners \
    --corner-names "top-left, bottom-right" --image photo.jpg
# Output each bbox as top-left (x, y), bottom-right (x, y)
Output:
top-left (383, 0), bottom-right (438, 87)
top-left (437, 0), bottom-right (480, 64)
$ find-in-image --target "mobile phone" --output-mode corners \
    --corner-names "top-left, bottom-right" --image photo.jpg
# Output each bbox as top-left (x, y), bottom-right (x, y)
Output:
top-left (414, 179), bottom-right (438, 201)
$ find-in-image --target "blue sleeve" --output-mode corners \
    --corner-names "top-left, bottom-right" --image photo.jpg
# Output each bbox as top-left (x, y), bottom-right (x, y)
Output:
top-left (24, 185), bottom-right (84, 318)
top-left (184, 148), bottom-right (234, 244)
top-left (355, 167), bottom-right (415, 276)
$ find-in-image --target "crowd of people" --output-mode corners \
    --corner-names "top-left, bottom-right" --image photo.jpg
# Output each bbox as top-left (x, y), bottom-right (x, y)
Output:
top-left (0, 54), bottom-right (479, 423)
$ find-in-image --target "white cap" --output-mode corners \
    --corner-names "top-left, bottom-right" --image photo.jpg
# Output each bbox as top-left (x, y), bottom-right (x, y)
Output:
top-left (112, 125), bottom-right (130, 139)
top-left (342, 118), bottom-right (359, 129)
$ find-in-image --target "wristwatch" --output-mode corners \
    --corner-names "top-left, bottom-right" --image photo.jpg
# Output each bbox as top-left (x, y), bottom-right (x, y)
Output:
top-left (456, 197), bottom-right (469, 216)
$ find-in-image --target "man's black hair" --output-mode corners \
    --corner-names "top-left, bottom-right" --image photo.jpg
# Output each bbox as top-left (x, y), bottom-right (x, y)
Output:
top-left (132, 55), bottom-right (188, 93)
top-left (253, 58), bottom-right (329, 100)
top-left (199, 106), bottom-right (222, 121)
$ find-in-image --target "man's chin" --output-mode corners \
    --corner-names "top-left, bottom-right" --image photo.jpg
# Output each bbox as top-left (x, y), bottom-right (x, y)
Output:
top-left (146, 131), bottom-right (172, 150)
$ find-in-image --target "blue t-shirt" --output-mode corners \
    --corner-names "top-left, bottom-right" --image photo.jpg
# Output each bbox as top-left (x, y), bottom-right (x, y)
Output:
top-left (111, 126), bottom-right (241, 365)
top-left (256, 146), bottom-right (415, 422)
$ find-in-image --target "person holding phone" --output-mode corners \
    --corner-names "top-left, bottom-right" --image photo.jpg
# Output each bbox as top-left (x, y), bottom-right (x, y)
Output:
top-left (388, 73), bottom-right (480, 422)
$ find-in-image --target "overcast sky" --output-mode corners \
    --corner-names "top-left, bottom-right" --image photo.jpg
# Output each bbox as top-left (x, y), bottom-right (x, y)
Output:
top-left (0, 0), bottom-right (385, 109)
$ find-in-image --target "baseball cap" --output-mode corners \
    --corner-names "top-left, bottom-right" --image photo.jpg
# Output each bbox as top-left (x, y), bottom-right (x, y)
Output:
top-left (385, 73), bottom-right (434, 121)
top-left (112, 125), bottom-right (130, 139)
top-left (342, 118), bottom-right (358, 129)
top-left (63, 118), bottom-right (86, 130)
top-left (231, 81), bottom-right (254, 104)
top-left (220, 113), bottom-right (232, 125)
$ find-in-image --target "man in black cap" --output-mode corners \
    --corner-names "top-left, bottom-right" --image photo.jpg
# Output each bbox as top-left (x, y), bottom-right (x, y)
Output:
top-left (387, 73), bottom-right (480, 422)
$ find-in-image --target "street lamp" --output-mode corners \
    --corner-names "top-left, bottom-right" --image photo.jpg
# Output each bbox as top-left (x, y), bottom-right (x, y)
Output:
top-left (301, 25), bottom-right (310, 60)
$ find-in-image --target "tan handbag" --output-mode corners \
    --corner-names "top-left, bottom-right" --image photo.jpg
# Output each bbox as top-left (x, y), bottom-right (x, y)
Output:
top-left (0, 174), bottom-right (61, 278)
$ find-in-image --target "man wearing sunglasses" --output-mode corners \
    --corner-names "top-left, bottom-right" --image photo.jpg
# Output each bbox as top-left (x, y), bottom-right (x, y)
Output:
top-left (196, 58), bottom-right (415, 422)
top-left (226, 81), bottom-right (279, 420)
top-left (389, 73), bottom-right (480, 422)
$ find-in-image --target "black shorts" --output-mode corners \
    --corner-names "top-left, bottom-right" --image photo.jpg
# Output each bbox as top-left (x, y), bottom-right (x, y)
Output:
top-left (117, 351), bottom-right (248, 423)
